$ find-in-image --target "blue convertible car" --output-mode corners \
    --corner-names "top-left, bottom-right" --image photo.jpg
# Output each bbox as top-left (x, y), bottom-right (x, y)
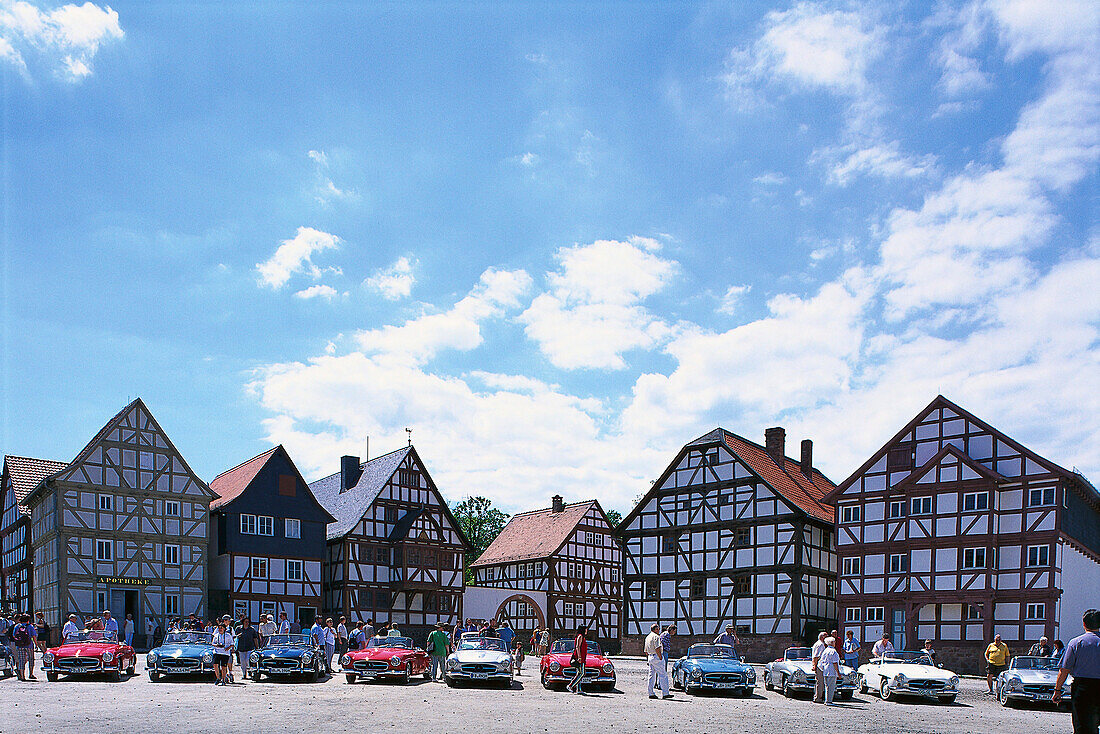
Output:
top-left (147, 631), bottom-right (216, 681)
top-left (249, 634), bottom-right (325, 682)
top-left (671, 644), bottom-right (757, 696)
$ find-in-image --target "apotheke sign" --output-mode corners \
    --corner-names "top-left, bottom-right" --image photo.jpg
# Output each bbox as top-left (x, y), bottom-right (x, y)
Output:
top-left (96, 576), bottom-right (149, 586)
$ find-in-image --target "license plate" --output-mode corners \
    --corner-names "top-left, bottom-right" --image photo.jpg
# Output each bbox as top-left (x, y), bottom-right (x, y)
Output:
top-left (360, 673), bottom-right (376, 678)
top-left (714, 683), bottom-right (737, 689)
top-left (268, 669), bottom-right (295, 674)
top-left (470, 673), bottom-right (488, 679)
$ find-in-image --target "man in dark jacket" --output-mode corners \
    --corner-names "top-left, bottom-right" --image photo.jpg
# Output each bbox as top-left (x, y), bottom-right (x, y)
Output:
top-left (235, 618), bottom-right (261, 682)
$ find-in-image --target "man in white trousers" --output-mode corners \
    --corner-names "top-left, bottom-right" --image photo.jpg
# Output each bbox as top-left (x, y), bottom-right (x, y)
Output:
top-left (644, 623), bottom-right (673, 699)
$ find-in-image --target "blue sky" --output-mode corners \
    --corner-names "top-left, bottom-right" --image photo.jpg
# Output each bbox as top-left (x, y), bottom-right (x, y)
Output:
top-left (2, 1), bottom-right (1097, 515)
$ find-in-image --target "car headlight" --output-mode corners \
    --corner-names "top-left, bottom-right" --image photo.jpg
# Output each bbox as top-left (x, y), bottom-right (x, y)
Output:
top-left (43, 652), bottom-right (54, 663)
top-left (948, 675), bottom-right (959, 689)
top-left (302, 653), bottom-right (312, 664)
top-left (602, 662), bottom-right (614, 674)
top-left (691, 668), bottom-right (702, 679)
top-left (894, 673), bottom-right (907, 686)
top-left (1008, 676), bottom-right (1023, 691)
top-left (446, 658), bottom-right (459, 670)
top-left (747, 668), bottom-right (757, 680)
top-left (390, 657), bottom-right (402, 668)
top-left (250, 652), bottom-right (260, 663)
top-left (202, 651), bottom-right (214, 664)
top-left (549, 660), bottom-right (560, 672)
top-left (342, 655), bottom-right (352, 666)
top-left (793, 669), bottom-right (806, 682)
top-left (498, 661), bottom-right (512, 672)
top-left (102, 651), bottom-right (114, 663)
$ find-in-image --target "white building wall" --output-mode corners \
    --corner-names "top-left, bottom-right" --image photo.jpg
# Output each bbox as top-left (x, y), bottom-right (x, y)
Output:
top-left (1057, 542), bottom-right (1100, 639)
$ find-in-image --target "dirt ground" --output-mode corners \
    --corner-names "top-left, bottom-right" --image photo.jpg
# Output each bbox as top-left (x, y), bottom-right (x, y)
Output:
top-left (1, 654), bottom-right (1073, 734)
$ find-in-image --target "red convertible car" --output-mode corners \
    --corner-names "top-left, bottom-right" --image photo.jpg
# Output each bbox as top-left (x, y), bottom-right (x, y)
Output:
top-left (341, 636), bottom-right (430, 684)
top-left (42, 629), bottom-right (136, 682)
top-left (540, 638), bottom-right (616, 691)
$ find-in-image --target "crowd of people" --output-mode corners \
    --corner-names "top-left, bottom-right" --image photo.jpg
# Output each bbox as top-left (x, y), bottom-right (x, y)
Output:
top-left (0, 608), bottom-right (135, 681)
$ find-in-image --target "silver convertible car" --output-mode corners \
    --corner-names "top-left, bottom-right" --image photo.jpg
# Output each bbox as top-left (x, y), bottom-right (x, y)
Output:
top-left (857, 651), bottom-right (959, 704)
top-left (444, 636), bottom-right (513, 688)
top-left (763, 647), bottom-right (857, 699)
top-left (995, 656), bottom-right (1072, 709)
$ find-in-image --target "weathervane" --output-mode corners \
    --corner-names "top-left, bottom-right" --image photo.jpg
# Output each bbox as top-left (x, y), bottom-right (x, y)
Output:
top-left (406, 427), bottom-right (412, 446)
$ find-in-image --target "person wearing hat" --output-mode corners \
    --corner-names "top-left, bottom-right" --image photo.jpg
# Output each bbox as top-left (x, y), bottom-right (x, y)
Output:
top-left (714, 623), bottom-right (738, 652)
top-left (426, 622), bottom-right (451, 681)
top-left (61, 614), bottom-right (80, 641)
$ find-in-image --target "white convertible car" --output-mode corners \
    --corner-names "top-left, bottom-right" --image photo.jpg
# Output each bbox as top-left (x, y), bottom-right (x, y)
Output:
top-left (995, 655), bottom-right (1072, 709)
top-left (444, 636), bottom-right (514, 688)
top-left (857, 651), bottom-right (959, 704)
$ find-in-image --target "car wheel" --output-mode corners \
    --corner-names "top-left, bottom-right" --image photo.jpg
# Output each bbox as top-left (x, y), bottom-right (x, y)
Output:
top-left (879, 678), bottom-right (892, 700)
top-left (672, 671), bottom-right (683, 690)
top-left (47, 672), bottom-right (58, 682)
top-left (938, 695), bottom-right (957, 705)
top-left (541, 670), bottom-right (552, 689)
top-left (148, 670), bottom-right (159, 682)
top-left (252, 672), bottom-right (262, 682)
top-left (108, 667), bottom-right (121, 682)
top-left (310, 663), bottom-right (320, 683)
top-left (781, 675), bottom-right (794, 698)
top-left (345, 673), bottom-right (357, 684)
top-left (997, 685), bottom-right (1013, 707)
top-left (838, 690), bottom-right (853, 701)
top-left (763, 671), bottom-right (774, 691)
top-left (402, 662), bottom-right (412, 684)
top-left (127, 660), bottom-right (135, 675)
top-left (858, 674), bottom-right (868, 694)
top-left (445, 676), bottom-right (457, 688)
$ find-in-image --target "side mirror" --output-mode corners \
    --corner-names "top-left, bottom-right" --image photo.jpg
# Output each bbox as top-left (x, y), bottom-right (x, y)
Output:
top-left (938, 663), bottom-right (944, 668)
top-left (741, 656), bottom-right (747, 662)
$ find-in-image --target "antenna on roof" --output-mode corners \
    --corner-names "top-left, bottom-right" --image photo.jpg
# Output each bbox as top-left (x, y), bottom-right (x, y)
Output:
top-left (406, 427), bottom-right (412, 446)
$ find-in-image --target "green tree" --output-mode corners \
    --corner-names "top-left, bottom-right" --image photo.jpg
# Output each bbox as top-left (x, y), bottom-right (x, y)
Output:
top-left (605, 508), bottom-right (623, 529)
top-left (451, 496), bottom-right (510, 584)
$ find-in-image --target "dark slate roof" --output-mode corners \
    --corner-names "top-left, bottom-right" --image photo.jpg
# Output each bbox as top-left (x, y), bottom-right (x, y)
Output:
top-left (309, 447), bottom-right (411, 540)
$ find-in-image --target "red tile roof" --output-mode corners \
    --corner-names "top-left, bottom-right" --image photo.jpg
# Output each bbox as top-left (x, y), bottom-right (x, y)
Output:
top-left (470, 500), bottom-right (600, 567)
top-left (3, 456), bottom-right (68, 516)
top-left (209, 447), bottom-right (280, 510)
top-left (721, 432), bottom-right (836, 524)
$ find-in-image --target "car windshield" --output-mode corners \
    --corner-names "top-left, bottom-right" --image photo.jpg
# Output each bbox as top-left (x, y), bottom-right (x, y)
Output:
top-left (263, 634), bottom-right (311, 648)
top-left (367, 637), bottom-right (412, 649)
top-left (688, 645), bottom-right (737, 659)
top-left (64, 630), bottom-right (118, 643)
top-left (883, 651), bottom-right (934, 665)
top-left (1012, 656), bottom-right (1059, 671)
top-left (163, 632), bottom-right (213, 646)
top-left (785, 648), bottom-right (812, 661)
top-left (549, 640), bottom-right (602, 655)
top-left (459, 638), bottom-right (507, 652)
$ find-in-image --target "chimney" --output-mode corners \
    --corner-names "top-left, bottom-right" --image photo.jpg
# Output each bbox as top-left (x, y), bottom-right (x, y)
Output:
top-left (800, 439), bottom-right (813, 478)
top-left (340, 455), bottom-right (362, 493)
top-left (765, 427), bottom-right (786, 465)
top-left (552, 495), bottom-right (564, 513)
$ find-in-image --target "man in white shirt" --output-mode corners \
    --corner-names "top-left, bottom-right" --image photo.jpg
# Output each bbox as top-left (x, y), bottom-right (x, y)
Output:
top-left (811, 631), bottom-right (828, 703)
top-left (644, 623), bottom-right (672, 699)
top-left (102, 610), bottom-right (119, 638)
top-left (259, 614), bottom-right (277, 644)
top-left (872, 633), bottom-right (894, 658)
top-left (323, 618), bottom-right (337, 673)
top-left (278, 613), bottom-right (291, 635)
top-left (145, 617), bottom-right (157, 646)
top-left (123, 614), bottom-right (135, 646)
top-left (61, 614), bottom-right (80, 641)
top-left (818, 637), bottom-right (843, 705)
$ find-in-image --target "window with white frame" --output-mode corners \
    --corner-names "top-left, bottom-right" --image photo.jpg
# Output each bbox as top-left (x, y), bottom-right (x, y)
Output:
top-left (611, 567), bottom-right (619, 582)
top-left (261, 601), bottom-right (276, 619)
top-left (96, 590), bottom-right (107, 611)
top-left (845, 607), bottom-right (861, 623)
top-left (98, 494), bottom-right (113, 512)
top-left (165, 500), bottom-right (180, 516)
top-left (287, 559), bottom-right (303, 581)
top-left (240, 514), bottom-right (257, 535)
top-left (233, 600), bottom-right (248, 620)
top-left (1026, 603), bottom-right (1045, 620)
top-left (564, 602), bottom-right (574, 616)
top-left (251, 557), bottom-right (268, 579)
top-left (841, 505), bottom-right (861, 523)
top-left (164, 544), bottom-right (179, 565)
top-left (1028, 487), bottom-right (1055, 507)
top-left (962, 547), bottom-right (987, 569)
top-left (889, 553), bottom-right (908, 573)
top-left (527, 562), bottom-right (535, 577)
top-left (165, 594), bottom-right (179, 616)
top-left (285, 518), bottom-right (300, 539)
top-left (962, 492), bottom-right (989, 511)
top-left (911, 496), bottom-right (933, 515)
top-left (257, 515), bottom-right (274, 536)
top-left (96, 539), bottom-right (113, 561)
top-left (865, 607), bottom-right (884, 622)
top-left (888, 500), bottom-right (906, 519)
top-left (842, 557), bottom-right (861, 576)
top-left (585, 531), bottom-right (595, 544)
top-left (1026, 545), bottom-right (1050, 567)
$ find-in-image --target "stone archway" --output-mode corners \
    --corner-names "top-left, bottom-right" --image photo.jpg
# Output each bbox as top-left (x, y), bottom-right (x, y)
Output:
top-left (494, 594), bottom-right (545, 639)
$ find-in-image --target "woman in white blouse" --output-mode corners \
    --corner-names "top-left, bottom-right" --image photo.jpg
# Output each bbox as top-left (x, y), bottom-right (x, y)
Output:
top-left (817, 637), bottom-right (843, 705)
top-left (212, 620), bottom-right (234, 686)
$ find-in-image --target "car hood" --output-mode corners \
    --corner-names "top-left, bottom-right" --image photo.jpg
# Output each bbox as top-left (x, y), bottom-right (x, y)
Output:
top-left (259, 646), bottom-right (313, 658)
top-left (546, 653), bottom-right (610, 667)
top-left (869, 662), bottom-right (954, 680)
top-left (450, 649), bottom-right (511, 665)
top-left (779, 660), bottom-right (855, 675)
top-left (151, 643), bottom-right (213, 657)
top-left (349, 648), bottom-right (410, 661)
top-left (680, 658), bottom-right (753, 673)
top-left (50, 642), bottom-right (121, 657)
top-left (1009, 668), bottom-right (1071, 685)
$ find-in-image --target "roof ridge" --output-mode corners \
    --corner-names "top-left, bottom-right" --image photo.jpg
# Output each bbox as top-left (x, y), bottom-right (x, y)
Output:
top-left (4, 454), bottom-right (67, 464)
top-left (312, 445), bottom-right (411, 485)
top-left (510, 499), bottom-right (596, 517)
top-left (210, 446), bottom-right (279, 483)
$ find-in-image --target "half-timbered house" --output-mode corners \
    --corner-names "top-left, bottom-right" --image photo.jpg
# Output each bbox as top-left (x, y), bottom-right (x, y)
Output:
top-left (20, 399), bottom-right (214, 642)
top-left (617, 427), bottom-right (837, 660)
top-left (208, 446), bottom-right (334, 627)
top-left (468, 496), bottom-right (622, 650)
top-left (310, 446), bottom-right (470, 640)
top-left (2, 456), bottom-right (66, 616)
top-left (828, 395), bottom-right (1100, 673)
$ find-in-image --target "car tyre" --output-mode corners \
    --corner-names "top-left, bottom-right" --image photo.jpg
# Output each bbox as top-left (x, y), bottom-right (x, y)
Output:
top-left (108, 667), bottom-right (121, 682)
top-left (345, 673), bottom-right (356, 684)
top-left (672, 671), bottom-right (683, 690)
top-left (47, 672), bottom-right (59, 682)
top-left (763, 671), bottom-right (774, 691)
top-left (781, 675), bottom-right (794, 698)
top-left (252, 672), bottom-right (262, 682)
top-left (445, 676), bottom-right (457, 688)
top-left (879, 678), bottom-right (892, 700)
top-left (127, 660), bottom-right (135, 675)
top-left (310, 663), bottom-right (320, 683)
top-left (997, 685), bottom-right (1013, 707)
top-left (838, 690), bottom-right (853, 701)
top-left (148, 670), bottom-right (159, 682)
top-left (858, 674), bottom-right (868, 694)
top-left (541, 670), bottom-right (553, 689)
top-left (938, 695), bottom-right (957, 705)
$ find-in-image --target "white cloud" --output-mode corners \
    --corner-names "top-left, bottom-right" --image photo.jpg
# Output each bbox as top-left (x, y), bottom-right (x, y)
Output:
top-left (816, 141), bottom-right (937, 185)
top-left (307, 149), bottom-right (358, 205)
top-left (256, 227), bottom-right (341, 290)
top-left (356, 267), bottom-right (531, 366)
top-left (752, 172), bottom-right (787, 186)
top-left (519, 237), bottom-right (677, 370)
top-left (717, 285), bottom-right (751, 315)
top-left (0, 1), bottom-right (123, 81)
top-left (365, 256), bottom-right (415, 300)
top-left (294, 284), bottom-right (338, 300)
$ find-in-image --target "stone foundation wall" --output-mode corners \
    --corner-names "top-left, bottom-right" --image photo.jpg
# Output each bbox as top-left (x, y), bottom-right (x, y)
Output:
top-left (622, 633), bottom-right (803, 663)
